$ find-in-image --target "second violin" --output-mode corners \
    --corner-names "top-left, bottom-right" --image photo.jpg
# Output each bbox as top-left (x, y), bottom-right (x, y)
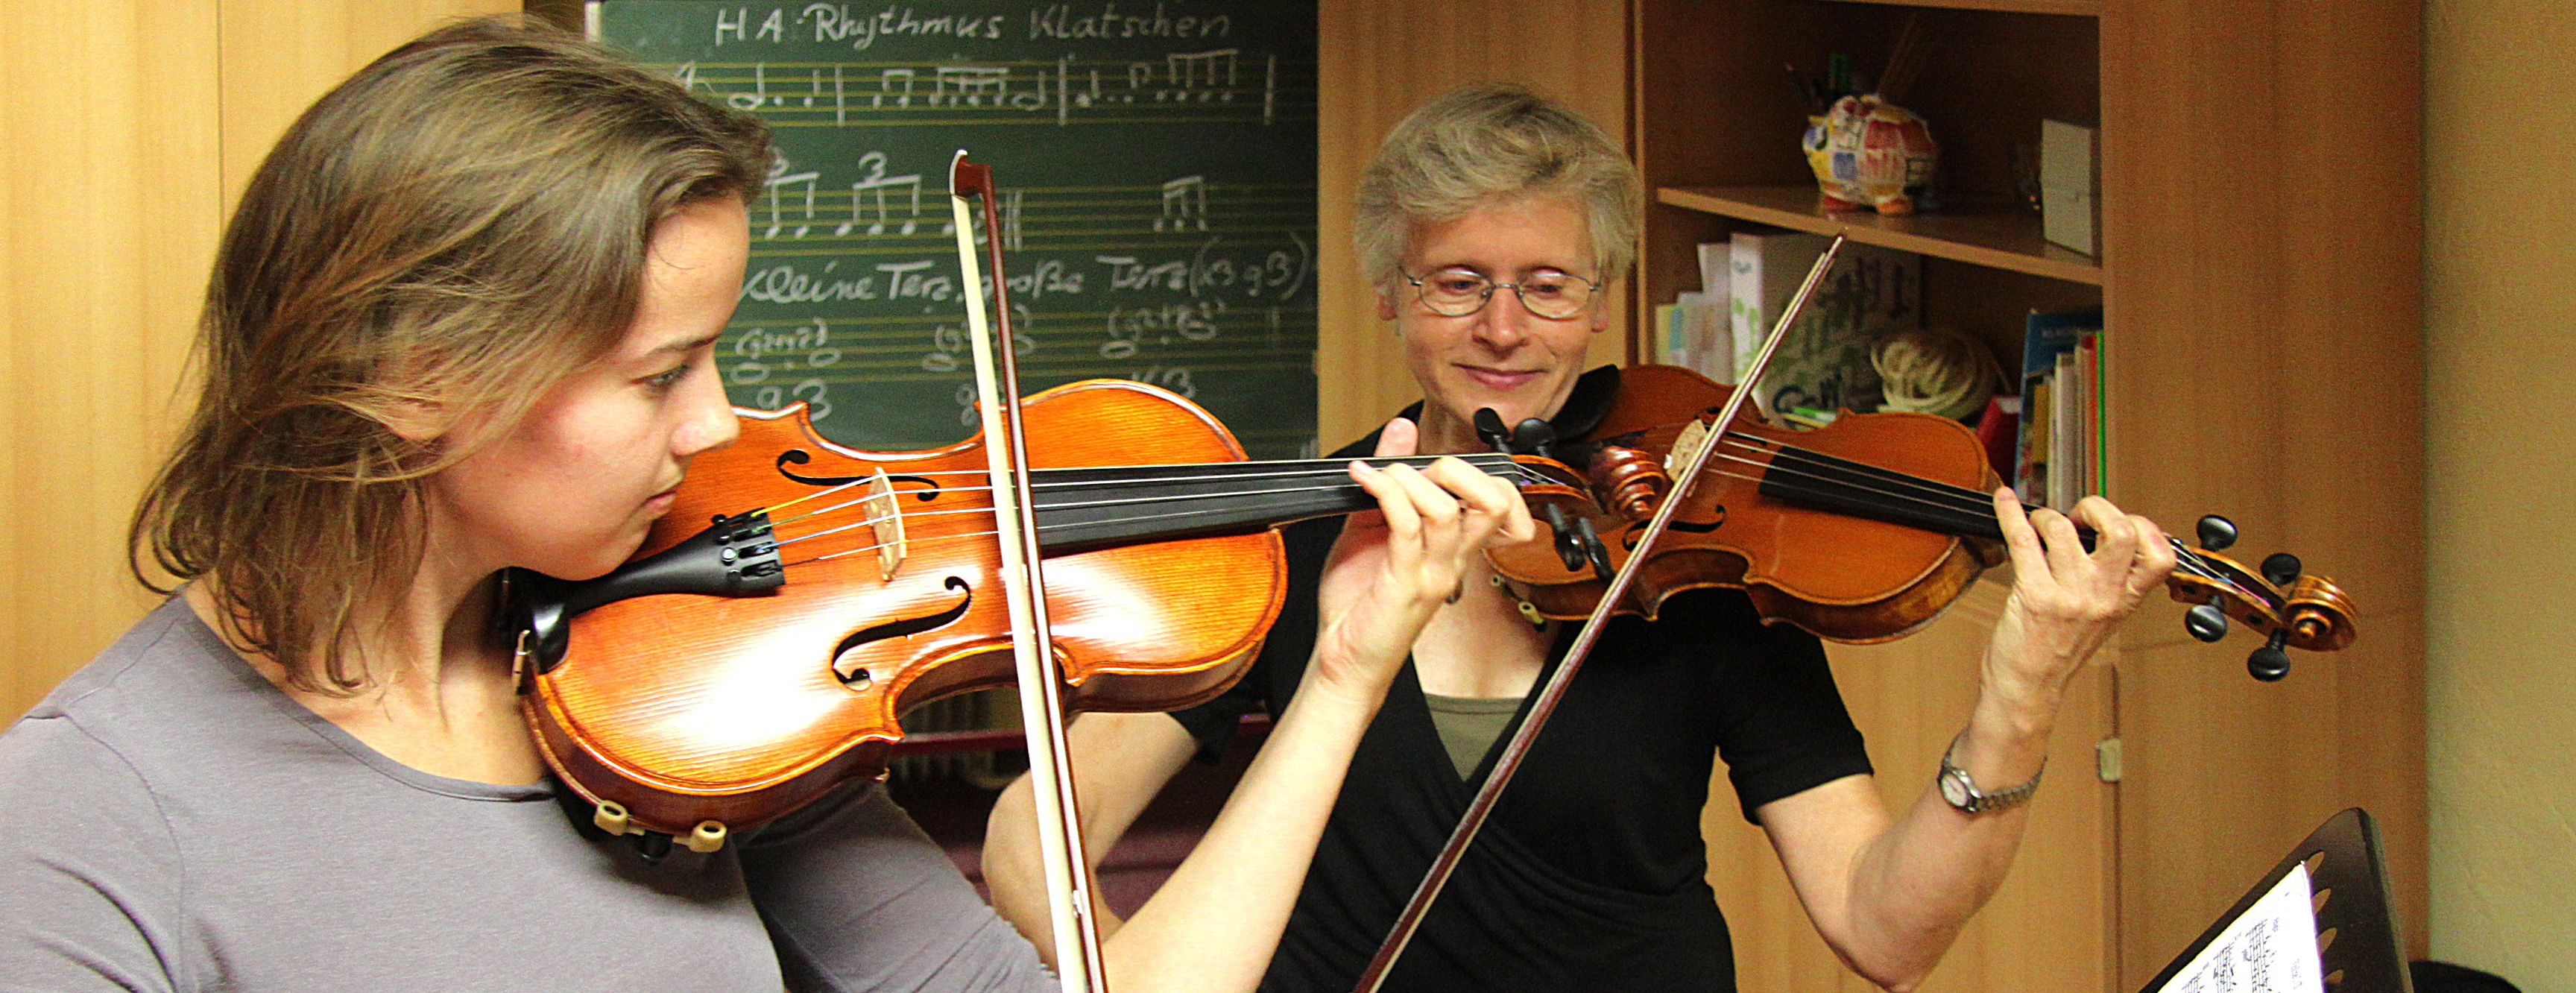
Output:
top-left (1483, 363), bottom-right (2358, 676)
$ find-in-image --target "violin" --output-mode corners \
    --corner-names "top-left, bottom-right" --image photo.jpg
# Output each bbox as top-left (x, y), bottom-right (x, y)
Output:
top-left (1484, 362), bottom-right (2359, 673)
top-left (500, 382), bottom-right (1593, 847)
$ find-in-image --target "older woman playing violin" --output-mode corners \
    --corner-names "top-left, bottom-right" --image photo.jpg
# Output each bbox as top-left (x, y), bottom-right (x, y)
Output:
top-left (0, 22), bottom-right (1531, 992)
top-left (985, 83), bottom-right (2178, 993)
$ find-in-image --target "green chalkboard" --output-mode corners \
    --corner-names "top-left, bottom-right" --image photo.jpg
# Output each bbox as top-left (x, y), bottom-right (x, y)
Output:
top-left (593, 0), bottom-right (1319, 458)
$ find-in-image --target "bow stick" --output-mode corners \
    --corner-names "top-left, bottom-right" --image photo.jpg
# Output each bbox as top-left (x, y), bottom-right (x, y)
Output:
top-left (950, 150), bottom-right (1111, 993)
top-left (1348, 236), bottom-right (1850, 993)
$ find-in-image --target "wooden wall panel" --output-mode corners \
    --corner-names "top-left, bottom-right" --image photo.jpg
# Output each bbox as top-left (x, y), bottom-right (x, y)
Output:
top-left (2099, 0), bottom-right (2425, 980)
top-left (1703, 579), bottom-right (2115, 993)
top-left (217, 1), bottom-right (519, 208)
top-left (2, 0), bottom-right (221, 719)
top-left (3, 0), bottom-right (513, 722)
top-left (1314, 0), bottom-right (1631, 450)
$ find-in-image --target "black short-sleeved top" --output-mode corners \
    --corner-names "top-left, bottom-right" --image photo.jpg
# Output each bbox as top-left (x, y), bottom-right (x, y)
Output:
top-left (1171, 379), bottom-right (1874, 993)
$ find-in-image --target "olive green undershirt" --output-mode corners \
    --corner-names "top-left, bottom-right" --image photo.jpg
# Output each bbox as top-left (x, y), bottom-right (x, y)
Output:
top-left (1421, 690), bottom-right (1526, 780)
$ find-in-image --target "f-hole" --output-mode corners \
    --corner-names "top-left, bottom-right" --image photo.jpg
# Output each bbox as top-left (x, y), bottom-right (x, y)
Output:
top-left (1632, 505), bottom-right (1726, 549)
top-left (776, 450), bottom-right (939, 499)
top-left (833, 576), bottom-right (973, 686)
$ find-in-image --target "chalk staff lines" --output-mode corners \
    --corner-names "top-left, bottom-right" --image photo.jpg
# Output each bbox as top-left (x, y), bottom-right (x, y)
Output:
top-left (667, 51), bottom-right (1303, 127)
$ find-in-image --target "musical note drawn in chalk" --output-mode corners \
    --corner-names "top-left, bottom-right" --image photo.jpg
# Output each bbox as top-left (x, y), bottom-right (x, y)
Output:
top-left (876, 68), bottom-right (916, 108)
top-left (839, 152), bottom-right (924, 238)
top-left (727, 63), bottom-right (768, 110)
top-left (1166, 49), bottom-right (1239, 104)
top-left (765, 165), bottom-right (821, 239)
top-left (1157, 176), bottom-right (1208, 233)
top-left (935, 66), bottom-right (1009, 107)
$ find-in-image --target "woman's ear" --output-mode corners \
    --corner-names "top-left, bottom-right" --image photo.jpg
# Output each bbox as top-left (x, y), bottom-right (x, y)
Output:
top-left (1376, 283), bottom-right (1400, 322)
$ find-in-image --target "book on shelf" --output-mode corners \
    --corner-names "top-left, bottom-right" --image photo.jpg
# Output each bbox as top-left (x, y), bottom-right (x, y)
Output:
top-left (1726, 231), bottom-right (1919, 420)
top-left (2051, 350), bottom-right (2077, 509)
top-left (2075, 331), bottom-right (2101, 499)
top-left (2015, 308), bottom-right (2103, 508)
top-left (1974, 394), bottom-right (2021, 483)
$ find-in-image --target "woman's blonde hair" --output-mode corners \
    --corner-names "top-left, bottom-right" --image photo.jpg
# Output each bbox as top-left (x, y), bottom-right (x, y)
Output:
top-left (1354, 84), bottom-right (1640, 290)
top-left (130, 18), bottom-right (770, 692)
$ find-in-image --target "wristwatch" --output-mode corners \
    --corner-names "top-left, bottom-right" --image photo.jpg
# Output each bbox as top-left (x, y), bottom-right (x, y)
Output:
top-left (1936, 734), bottom-right (2043, 813)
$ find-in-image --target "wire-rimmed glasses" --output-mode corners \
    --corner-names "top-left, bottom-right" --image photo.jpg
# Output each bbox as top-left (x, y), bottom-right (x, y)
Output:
top-left (1400, 268), bottom-right (1600, 320)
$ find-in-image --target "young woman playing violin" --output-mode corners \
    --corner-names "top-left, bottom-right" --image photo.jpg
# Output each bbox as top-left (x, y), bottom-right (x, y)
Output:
top-left (0, 22), bottom-right (1533, 992)
top-left (985, 84), bottom-right (2181, 993)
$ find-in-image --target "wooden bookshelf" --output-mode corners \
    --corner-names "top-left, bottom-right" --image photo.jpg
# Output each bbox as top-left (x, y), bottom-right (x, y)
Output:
top-left (1657, 183), bottom-right (2103, 284)
top-left (1819, 0), bottom-right (2101, 16)
top-left (1635, 1), bottom-right (2423, 991)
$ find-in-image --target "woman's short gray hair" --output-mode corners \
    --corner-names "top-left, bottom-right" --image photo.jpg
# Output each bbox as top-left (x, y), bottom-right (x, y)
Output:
top-left (1354, 84), bottom-right (1640, 290)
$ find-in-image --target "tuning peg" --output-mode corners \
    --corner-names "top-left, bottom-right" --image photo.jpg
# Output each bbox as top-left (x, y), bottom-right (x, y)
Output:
top-left (2261, 552), bottom-right (2302, 587)
top-left (2247, 629), bottom-right (2292, 681)
top-left (2185, 603), bottom-right (2229, 643)
top-left (1474, 409), bottom-right (1512, 453)
top-left (2196, 514), bottom-right (2238, 552)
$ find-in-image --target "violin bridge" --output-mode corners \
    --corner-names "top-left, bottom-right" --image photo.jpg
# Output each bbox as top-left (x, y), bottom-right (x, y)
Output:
top-left (863, 469), bottom-right (908, 581)
top-left (1665, 417), bottom-right (1715, 479)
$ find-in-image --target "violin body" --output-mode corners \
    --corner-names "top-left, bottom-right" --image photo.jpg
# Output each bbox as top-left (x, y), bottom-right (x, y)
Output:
top-left (523, 379), bottom-right (1283, 838)
top-left (1491, 363), bottom-right (2355, 660)
top-left (1490, 364), bottom-right (2003, 643)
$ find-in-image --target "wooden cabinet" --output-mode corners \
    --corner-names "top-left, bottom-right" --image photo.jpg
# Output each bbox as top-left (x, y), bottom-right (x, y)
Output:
top-left (1634, 1), bottom-right (2423, 989)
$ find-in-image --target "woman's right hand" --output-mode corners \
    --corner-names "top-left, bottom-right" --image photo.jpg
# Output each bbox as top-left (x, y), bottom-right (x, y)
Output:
top-left (1305, 418), bottom-right (1534, 705)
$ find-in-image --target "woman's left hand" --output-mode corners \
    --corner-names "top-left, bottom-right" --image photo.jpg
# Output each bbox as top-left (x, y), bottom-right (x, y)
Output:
top-left (1980, 489), bottom-right (2178, 726)
top-left (1305, 419), bottom-right (1535, 704)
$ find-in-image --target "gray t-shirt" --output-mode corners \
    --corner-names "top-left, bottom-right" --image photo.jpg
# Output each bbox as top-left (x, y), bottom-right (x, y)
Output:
top-left (0, 597), bottom-right (1056, 992)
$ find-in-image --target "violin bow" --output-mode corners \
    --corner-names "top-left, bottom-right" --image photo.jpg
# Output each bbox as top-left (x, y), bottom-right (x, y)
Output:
top-left (1348, 236), bottom-right (1849, 993)
top-left (949, 151), bottom-right (1112, 993)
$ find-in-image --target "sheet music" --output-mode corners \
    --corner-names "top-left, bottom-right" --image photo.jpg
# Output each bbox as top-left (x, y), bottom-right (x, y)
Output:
top-left (2158, 863), bottom-right (2327, 993)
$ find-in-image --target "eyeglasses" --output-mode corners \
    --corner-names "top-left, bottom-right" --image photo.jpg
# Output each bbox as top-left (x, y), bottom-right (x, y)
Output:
top-left (1400, 268), bottom-right (1600, 320)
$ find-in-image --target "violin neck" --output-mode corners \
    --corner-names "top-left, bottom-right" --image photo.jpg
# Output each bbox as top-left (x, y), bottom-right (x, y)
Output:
top-left (1754, 444), bottom-right (2014, 543)
top-left (1754, 439), bottom-right (2121, 553)
top-left (1031, 453), bottom-right (1524, 555)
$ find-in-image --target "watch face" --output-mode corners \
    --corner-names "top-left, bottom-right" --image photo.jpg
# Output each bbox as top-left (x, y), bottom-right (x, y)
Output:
top-left (1940, 769), bottom-right (1974, 810)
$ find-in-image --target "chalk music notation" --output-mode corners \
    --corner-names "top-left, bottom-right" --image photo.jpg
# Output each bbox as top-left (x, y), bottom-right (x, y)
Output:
top-left (751, 157), bottom-right (1304, 250)
top-left (667, 48), bottom-right (1295, 127)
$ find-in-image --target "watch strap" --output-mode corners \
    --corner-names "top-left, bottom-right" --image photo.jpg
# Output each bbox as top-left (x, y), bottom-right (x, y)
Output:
top-left (1939, 732), bottom-right (2044, 813)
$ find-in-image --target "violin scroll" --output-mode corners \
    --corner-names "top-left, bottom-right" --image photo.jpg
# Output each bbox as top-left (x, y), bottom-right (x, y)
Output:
top-left (2162, 513), bottom-right (2357, 681)
top-left (1585, 444), bottom-right (1670, 523)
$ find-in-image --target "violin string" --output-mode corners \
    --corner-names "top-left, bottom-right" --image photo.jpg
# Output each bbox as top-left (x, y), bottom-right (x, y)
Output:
top-left (1698, 432), bottom-right (2267, 607)
top-left (761, 450), bottom-right (1571, 568)
top-left (1718, 430), bottom-right (2005, 520)
top-left (1716, 433), bottom-right (2232, 582)
top-left (736, 436), bottom-right (2278, 615)
top-left (765, 474), bottom-right (1358, 549)
top-left (759, 458), bottom-right (1548, 550)
top-left (758, 455), bottom-right (1547, 535)
top-left (757, 454), bottom-right (1534, 498)
top-left (1705, 436), bottom-right (2005, 534)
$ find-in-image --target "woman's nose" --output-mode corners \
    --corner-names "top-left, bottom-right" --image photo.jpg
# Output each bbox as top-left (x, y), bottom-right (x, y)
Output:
top-left (672, 355), bottom-right (739, 457)
top-left (1470, 288), bottom-right (1530, 350)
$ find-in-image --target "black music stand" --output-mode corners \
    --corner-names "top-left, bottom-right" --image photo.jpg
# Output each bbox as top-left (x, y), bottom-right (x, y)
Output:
top-left (2138, 808), bottom-right (2413, 993)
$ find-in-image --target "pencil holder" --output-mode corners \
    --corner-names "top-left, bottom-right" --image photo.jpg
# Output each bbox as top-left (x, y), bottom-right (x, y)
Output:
top-left (1802, 95), bottom-right (1938, 215)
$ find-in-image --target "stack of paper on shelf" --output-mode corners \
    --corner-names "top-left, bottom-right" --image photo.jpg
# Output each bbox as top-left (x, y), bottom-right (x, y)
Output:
top-left (1653, 247), bottom-right (1733, 377)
